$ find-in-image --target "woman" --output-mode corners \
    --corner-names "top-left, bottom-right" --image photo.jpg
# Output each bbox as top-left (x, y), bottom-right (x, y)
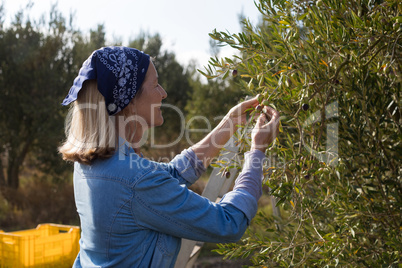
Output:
top-left (60, 46), bottom-right (279, 267)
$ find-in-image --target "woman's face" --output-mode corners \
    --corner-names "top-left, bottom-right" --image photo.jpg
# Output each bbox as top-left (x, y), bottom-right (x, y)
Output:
top-left (133, 61), bottom-right (167, 128)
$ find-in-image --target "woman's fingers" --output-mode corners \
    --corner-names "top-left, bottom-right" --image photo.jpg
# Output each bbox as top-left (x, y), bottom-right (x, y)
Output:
top-left (245, 96), bottom-right (260, 112)
top-left (263, 106), bottom-right (280, 122)
top-left (229, 96), bottom-right (259, 118)
top-left (255, 107), bottom-right (280, 127)
top-left (263, 107), bottom-right (280, 135)
top-left (242, 96), bottom-right (259, 107)
top-left (255, 112), bottom-right (268, 127)
top-left (239, 96), bottom-right (259, 111)
top-left (251, 106), bottom-right (280, 151)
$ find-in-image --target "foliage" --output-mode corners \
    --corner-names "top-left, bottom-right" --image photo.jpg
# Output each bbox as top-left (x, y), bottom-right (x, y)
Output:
top-left (0, 5), bottom-right (207, 192)
top-left (185, 63), bottom-right (245, 144)
top-left (0, 5), bottom-right (203, 229)
top-left (0, 175), bottom-right (78, 231)
top-left (0, 3), bottom-right (108, 190)
top-left (204, 0), bottom-right (401, 266)
top-left (0, 5), bottom-right (79, 189)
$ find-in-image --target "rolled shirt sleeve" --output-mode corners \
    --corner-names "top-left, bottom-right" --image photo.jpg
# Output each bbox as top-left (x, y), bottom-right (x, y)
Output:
top-left (220, 149), bottom-right (266, 223)
top-left (233, 149), bottom-right (266, 200)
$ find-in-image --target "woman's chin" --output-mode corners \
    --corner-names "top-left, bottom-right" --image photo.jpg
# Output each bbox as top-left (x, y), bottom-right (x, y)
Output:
top-left (153, 116), bottom-right (164, 127)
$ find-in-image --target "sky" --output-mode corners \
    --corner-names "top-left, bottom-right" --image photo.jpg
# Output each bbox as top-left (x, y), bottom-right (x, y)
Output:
top-left (3, 0), bottom-right (262, 67)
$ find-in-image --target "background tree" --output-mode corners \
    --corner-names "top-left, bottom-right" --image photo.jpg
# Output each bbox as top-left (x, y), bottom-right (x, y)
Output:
top-left (0, 4), bottom-right (106, 195)
top-left (185, 63), bottom-right (245, 144)
top-left (204, 0), bottom-right (401, 266)
top-left (0, 4), bottom-right (113, 229)
top-left (0, 5), bottom-right (76, 190)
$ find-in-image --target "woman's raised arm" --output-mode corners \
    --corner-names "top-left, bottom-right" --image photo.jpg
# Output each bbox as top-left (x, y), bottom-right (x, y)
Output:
top-left (190, 96), bottom-right (259, 168)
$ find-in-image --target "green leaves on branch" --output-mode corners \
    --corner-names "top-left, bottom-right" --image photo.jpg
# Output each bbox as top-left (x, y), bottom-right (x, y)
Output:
top-left (203, 0), bottom-right (402, 266)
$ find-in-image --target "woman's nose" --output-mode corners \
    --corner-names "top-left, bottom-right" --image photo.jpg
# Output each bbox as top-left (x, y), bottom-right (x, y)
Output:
top-left (159, 86), bottom-right (167, 99)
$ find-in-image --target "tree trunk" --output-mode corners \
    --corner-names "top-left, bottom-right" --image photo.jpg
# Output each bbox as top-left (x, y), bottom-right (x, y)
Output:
top-left (0, 157), bottom-right (5, 186)
top-left (6, 138), bottom-right (33, 189)
top-left (7, 162), bottom-right (20, 189)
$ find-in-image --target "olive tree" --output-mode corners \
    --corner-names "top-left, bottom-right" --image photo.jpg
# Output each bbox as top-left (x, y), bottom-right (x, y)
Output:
top-left (0, 4), bottom-right (106, 190)
top-left (203, 0), bottom-right (401, 266)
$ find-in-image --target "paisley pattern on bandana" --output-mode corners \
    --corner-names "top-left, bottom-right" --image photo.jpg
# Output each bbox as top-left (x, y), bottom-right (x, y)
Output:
top-left (61, 46), bottom-right (150, 115)
top-left (95, 48), bottom-right (141, 113)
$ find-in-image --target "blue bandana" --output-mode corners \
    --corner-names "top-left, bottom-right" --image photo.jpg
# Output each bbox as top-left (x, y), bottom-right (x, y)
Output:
top-left (62, 46), bottom-right (150, 115)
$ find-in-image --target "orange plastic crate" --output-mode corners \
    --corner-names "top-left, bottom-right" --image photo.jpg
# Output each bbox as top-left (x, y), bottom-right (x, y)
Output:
top-left (0, 224), bottom-right (80, 267)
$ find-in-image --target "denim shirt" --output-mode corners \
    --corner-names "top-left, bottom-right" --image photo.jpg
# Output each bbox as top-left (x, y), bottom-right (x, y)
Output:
top-left (73, 142), bottom-right (260, 268)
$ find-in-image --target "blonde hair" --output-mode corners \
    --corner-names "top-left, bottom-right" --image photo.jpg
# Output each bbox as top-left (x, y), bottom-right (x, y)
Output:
top-left (58, 80), bottom-right (117, 165)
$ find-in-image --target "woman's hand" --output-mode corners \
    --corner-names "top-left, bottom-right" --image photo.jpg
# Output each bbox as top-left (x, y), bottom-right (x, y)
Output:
top-left (191, 96), bottom-right (259, 168)
top-left (251, 106), bottom-right (280, 152)
top-left (226, 96), bottom-right (259, 127)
